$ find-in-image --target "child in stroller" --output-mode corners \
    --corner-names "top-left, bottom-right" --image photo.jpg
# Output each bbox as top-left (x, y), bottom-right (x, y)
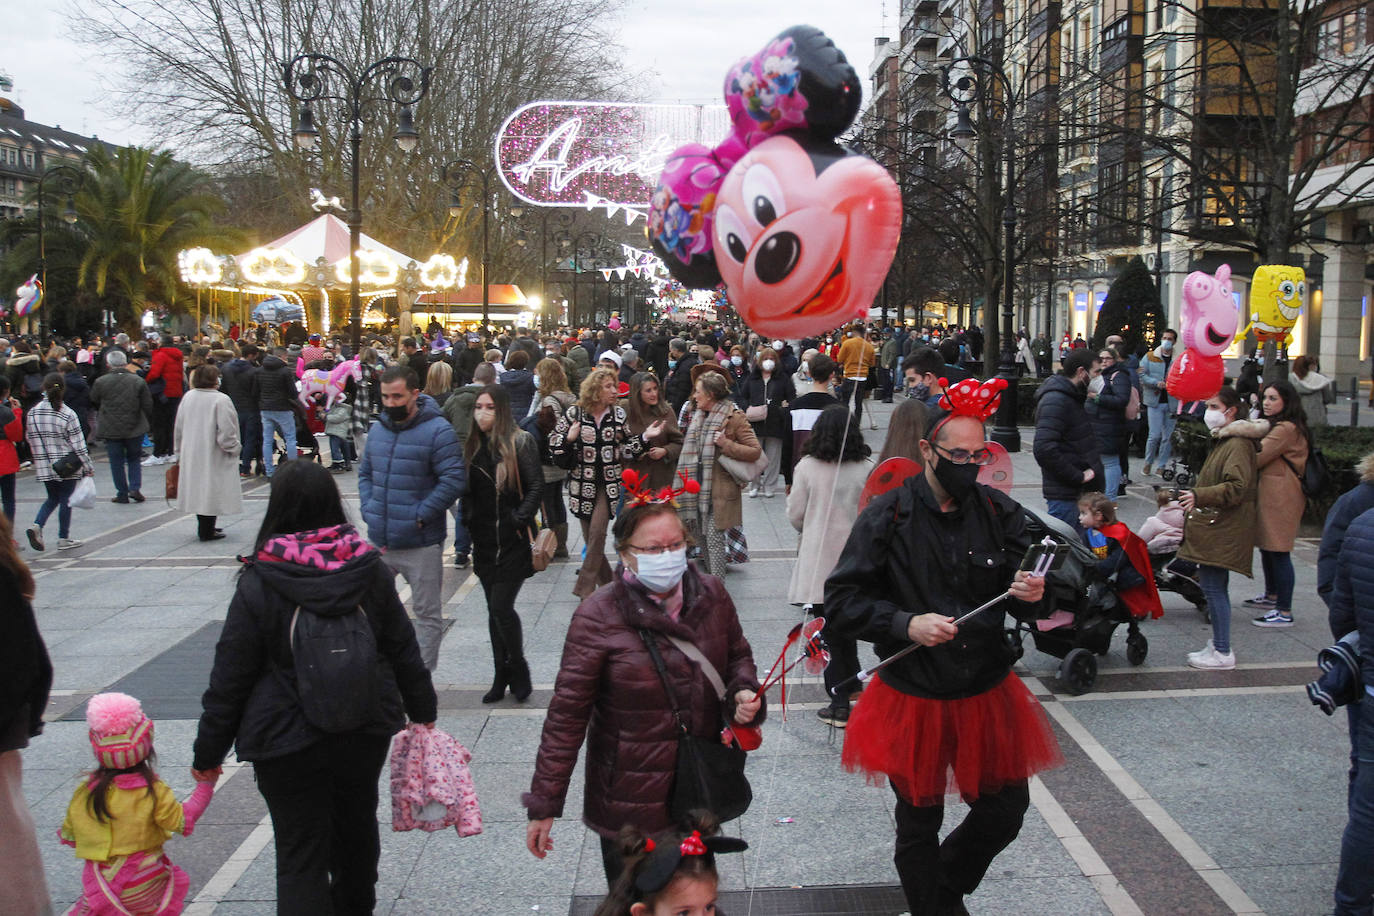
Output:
top-left (1142, 486), bottom-right (1210, 619)
top-left (1012, 497), bottom-right (1161, 694)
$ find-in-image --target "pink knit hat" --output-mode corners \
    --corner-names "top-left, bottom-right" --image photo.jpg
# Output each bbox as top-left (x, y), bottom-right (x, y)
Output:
top-left (86, 693), bottom-right (154, 770)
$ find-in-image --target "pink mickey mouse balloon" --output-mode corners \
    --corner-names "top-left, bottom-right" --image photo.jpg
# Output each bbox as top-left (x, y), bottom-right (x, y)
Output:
top-left (648, 25), bottom-right (902, 339)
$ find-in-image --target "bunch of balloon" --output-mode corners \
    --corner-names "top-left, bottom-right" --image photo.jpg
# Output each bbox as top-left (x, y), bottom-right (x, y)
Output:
top-left (646, 25), bottom-right (902, 340)
top-left (1166, 264), bottom-right (1239, 405)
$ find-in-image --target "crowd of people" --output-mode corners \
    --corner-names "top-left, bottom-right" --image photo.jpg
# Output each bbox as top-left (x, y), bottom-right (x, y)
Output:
top-left (1, 311), bottom-right (1372, 916)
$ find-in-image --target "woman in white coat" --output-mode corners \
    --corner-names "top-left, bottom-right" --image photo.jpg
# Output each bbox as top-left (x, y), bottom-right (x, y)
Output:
top-left (174, 364), bottom-right (242, 541)
top-left (786, 404), bottom-right (874, 727)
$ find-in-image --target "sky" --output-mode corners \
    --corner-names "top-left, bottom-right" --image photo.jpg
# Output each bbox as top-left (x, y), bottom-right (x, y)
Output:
top-left (0, 0), bottom-right (890, 148)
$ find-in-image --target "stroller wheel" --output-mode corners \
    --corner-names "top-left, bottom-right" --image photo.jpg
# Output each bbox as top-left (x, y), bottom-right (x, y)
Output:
top-left (1058, 648), bottom-right (1098, 695)
top-left (1160, 467), bottom-right (1175, 481)
top-left (1175, 472), bottom-right (1192, 486)
top-left (1126, 631), bottom-right (1148, 666)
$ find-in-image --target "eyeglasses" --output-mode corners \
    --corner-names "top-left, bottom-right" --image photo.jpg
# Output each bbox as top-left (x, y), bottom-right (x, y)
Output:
top-left (626, 539), bottom-right (687, 556)
top-left (932, 443), bottom-right (995, 466)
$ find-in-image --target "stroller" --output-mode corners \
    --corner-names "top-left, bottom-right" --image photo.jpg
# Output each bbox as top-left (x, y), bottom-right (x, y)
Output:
top-left (1010, 508), bottom-right (1155, 695)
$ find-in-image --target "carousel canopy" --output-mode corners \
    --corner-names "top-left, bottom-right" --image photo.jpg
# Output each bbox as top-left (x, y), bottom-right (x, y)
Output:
top-left (239, 213), bottom-right (415, 276)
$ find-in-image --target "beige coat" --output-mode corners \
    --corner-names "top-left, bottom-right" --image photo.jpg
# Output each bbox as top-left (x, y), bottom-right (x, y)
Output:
top-left (173, 388), bottom-right (242, 517)
top-left (1254, 419), bottom-right (1307, 551)
top-left (708, 408), bottom-right (761, 531)
top-left (786, 455), bottom-right (875, 605)
top-left (1177, 419), bottom-right (1263, 576)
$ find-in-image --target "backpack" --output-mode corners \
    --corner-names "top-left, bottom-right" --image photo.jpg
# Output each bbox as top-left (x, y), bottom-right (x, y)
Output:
top-left (289, 604), bottom-right (382, 733)
top-left (21, 364), bottom-right (43, 397)
top-left (1125, 384), bottom-right (1141, 421)
top-left (1284, 444), bottom-right (1331, 498)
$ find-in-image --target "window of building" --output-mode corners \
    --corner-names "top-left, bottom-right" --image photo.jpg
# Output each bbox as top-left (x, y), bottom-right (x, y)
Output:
top-left (1318, 7), bottom-right (1368, 58)
top-left (1080, 16), bottom-right (1093, 69)
top-left (21, 149), bottom-right (33, 168)
top-left (1149, 65), bottom-right (1165, 133)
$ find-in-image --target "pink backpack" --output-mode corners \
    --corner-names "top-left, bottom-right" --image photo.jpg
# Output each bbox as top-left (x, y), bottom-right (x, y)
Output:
top-left (390, 724), bottom-right (483, 836)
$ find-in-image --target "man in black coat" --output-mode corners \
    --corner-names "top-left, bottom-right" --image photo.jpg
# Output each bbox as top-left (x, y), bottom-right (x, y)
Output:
top-left (1032, 348), bottom-right (1104, 536)
top-left (221, 344), bottom-right (262, 476)
top-left (453, 333), bottom-right (484, 385)
top-left (644, 329), bottom-right (671, 380)
top-left (664, 338), bottom-right (700, 414)
top-left (256, 348), bottom-right (300, 478)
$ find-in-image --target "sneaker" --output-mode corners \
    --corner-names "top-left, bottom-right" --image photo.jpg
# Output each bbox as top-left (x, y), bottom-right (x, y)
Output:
top-left (1242, 594), bottom-right (1277, 608)
top-left (1142, 463), bottom-right (1153, 477)
top-left (453, 553), bottom-right (470, 569)
top-left (746, 486), bottom-right (759, 499)
top-left (1187, 645), bottom-right (1236, 669)
top-left (130, 491), bottom-right (145, 503)
top-left (1252, 609), bottom-right (1294, 628)
top-left (760, 489), bottom-right (775, 498)
top-left (26, 524), bottom-right (43, 552)
top-left (57, 538), bottom-right (83, 550)
top-left (142, 456), bottom-right (161, 467)
top-left (816, 703), bottom-right (850, 727)
top-left (1186, 639), bottom-right (1215, 663)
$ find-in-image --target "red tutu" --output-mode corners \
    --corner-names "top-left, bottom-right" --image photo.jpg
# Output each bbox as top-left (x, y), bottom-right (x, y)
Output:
top-left (842, 672), bottom-right (1063, 806)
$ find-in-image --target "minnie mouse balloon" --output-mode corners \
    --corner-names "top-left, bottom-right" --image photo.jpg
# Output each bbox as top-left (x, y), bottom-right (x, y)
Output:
top-left (648, 25), bottom-right (902, 339)
top-left (14, 274), bottom-right (42, 316)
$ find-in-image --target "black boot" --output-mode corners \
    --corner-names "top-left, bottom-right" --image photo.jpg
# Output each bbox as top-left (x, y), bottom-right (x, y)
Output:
top-left (509, 657), bottom-right (532, 702)
top-left (482, 660), bottom-right (509, 704)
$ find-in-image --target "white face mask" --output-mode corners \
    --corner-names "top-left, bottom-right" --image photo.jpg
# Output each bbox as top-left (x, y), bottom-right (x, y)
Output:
top-left (801, 361), bottom-right (811, 377)
top-left (731, 355), bottom-right (743, 366)
top-left (634, 548), bottom-right (688, 593)
top-left (1203, 408), bottom-right (1228, 430)
top-left (761, 359), bottom-right (776, 372)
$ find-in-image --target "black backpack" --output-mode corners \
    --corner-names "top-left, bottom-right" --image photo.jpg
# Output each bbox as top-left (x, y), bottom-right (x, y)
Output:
top-left (1285, 444), bottom-right (1331, 499)
top-left (22, 365), bottom-right (43, 397)
top-left (289, 605), bottom-right (382, 733)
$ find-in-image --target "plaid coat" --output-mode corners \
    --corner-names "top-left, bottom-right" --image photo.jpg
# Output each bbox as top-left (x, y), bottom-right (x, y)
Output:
top-left (549, 403), bottom-right (645, 519)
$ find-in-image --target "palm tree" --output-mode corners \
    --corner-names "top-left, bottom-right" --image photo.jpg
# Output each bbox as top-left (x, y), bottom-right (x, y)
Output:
top-left (76, 146), bottom-right (228, 324)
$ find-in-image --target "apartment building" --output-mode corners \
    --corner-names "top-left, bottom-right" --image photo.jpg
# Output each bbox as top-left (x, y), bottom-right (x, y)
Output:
top-left (0, 77), bottom-right (111, 221)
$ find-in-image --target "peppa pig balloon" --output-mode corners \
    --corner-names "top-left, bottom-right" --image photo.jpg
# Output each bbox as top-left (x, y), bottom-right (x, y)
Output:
top-left (1166, 264), bottom-right (1237, 404)
top-left (648, 25), bottom-right (901, 339)
top-left (14, 275), bottom-right (42, 316)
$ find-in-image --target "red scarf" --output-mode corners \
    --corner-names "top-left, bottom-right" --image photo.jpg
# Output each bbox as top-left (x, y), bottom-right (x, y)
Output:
top-left (1099, 522), bottom-right (1163, 619)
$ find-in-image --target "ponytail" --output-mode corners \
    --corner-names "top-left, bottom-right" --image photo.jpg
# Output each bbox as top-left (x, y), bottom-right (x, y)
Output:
top-left (42, 372), bottom-right (65, 411)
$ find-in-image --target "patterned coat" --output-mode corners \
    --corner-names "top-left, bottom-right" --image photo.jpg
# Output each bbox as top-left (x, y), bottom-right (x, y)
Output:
top-left (549, 403), bottom-right (646, 519)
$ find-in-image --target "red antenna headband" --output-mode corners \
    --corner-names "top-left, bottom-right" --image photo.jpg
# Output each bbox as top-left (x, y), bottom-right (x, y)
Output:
top-left (621, 468), bottom-right (701, 507)
top-left (931, 376), bottom-right (1007, 433)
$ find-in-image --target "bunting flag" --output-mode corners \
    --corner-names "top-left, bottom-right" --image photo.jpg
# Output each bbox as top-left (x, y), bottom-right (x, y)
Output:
top-left (600, 268), bottom-right (614, 280)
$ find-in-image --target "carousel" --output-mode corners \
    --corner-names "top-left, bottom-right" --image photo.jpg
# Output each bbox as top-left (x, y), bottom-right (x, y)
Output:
top-left (178, 213), bottom-right (468, 335)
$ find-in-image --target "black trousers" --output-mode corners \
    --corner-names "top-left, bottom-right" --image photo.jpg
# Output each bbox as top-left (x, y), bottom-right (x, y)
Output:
top-left (482, 577), bottom-right (526, 670)
top-left (152, 396), bottom-right (179, 457)
top-left (814, 604), bottom-right (860, 706)
top-left (838, 378), bottom-right (865, 423)
top-left (892, 780), bottom-right (1029, 915)
top-left (253, 733), bottom-right (391, 915)
top-left (600, 835), bottom-right (624, 888)
top-left (196, 515), bottom-right (218, 539)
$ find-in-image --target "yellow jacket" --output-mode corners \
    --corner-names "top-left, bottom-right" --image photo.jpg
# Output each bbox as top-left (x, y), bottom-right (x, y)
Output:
top-left (60, 776), bottom-right (203, 862)
top-left (837, 336), bottom-right (875, 379)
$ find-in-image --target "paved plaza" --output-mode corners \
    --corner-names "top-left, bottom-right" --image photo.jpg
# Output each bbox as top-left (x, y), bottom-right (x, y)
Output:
top-left (18, 398), bottom-right (1360, 915)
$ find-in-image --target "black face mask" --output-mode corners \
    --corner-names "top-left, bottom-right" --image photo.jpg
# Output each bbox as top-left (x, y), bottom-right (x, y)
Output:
top-left (933, 454), bottom-right (981, 501)
top-left (385, 403), bottom-right (411, 424)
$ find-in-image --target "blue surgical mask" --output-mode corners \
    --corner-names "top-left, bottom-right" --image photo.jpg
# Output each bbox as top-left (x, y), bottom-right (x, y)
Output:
top-left (1161, 339), bottom-right (1174, 353)
top-left (634, 548), bottom-right (689, 593)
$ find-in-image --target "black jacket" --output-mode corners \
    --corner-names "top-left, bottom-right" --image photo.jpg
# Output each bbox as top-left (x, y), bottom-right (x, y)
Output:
top-left (454, 346), bottom-right (484, 385)
top-left (0, 567), bottom-right (51, 753)
top-left (193, 543), bottom-right (437, 769)
top-left (89, 371), bottom-right (153, 440)
top-left (255, 355), bottom-right (297, 412)
top-left (664, 352), bottom-right (700, 413)
top-left (463, 430), bottom-right (544, 583)
top-left (1085, 363), bottom-right (1132, 451)
top-left (645, 334), bottom-right (671, 379)
top-left (738, 371), bottom-right (796, 440)
top-left (220, 358), bottom-right (260, 414)
top-left (62, 370), bottom-right (91, 419)
top-left (500, 368), bottom-right (537, 420)
top-left (825, 475), bottom-right (1041, 700)
top-left (1033, 374), bottom-right (1105, 501)
top-left (1320, 480), bottom-right (1374, 634)
top-left (1329, 508), bottom-right (1374, 693)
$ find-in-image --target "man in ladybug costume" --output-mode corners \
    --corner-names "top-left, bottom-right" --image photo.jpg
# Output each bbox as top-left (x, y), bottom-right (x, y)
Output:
top-left (825, 377), bottom-right (1063, 916)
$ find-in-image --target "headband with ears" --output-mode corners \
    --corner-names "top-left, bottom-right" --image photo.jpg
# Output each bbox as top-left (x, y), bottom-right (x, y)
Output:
top-left (633, 832), bottom-right (749, 896)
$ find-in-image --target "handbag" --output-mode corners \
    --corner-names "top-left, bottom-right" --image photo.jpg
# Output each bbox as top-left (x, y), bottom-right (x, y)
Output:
top-left (744, 404), bottom-right (767, 422)
top-left (717, 449), bottom-right (770, 487)
top-left (52, 450), bottom-right (83, 479)
top-left (515, 458), bottom-right (557, 572)
top-left (165, 462), bottom-right (179, 500)
top-left (639, 630), bottom-right (752, 823)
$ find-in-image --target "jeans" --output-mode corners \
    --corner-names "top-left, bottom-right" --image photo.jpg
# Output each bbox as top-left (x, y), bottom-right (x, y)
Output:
top-left (838, 378), bottom-right (865, 423)
top-left (1260, 549), bottom-right (1295, 612)
top-left (105, 436), bottom-right (144, 497)
top-left (253, 733), bottom-right (391, 916)
top-left (261, 409), bottom-right (297, 478)
top-left (1101, 454), bottom-right (1122, 501)
top-left (327, 434), bottom-right (353, 466)
top-left (35, 478), bottom-right (78, 538)
top-left (1335, 696), bottom-right (1374, 915)
top-left (0, 473), bottom-right (13, 521)
top-left (451, 501), bottom-right (472, 557)
top-left (1199, 564), bottom-right (1232, 654)
top-left (239, 411), bottom-right (262, 474)
top-left (539, 480), bottom-right (567, 529)
top-left (1045, 499), bottom-right (1086, 540)
top-left (893, 780), bottom-right (1030, 915)
top-left (383, 543), bottom-right (445, 671)
top-left (1144, 402), bottom-right (1176, 469)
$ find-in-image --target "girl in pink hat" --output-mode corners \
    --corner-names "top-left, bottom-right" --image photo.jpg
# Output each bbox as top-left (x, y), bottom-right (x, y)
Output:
top-left (59, 693), bottom-right (218, 915)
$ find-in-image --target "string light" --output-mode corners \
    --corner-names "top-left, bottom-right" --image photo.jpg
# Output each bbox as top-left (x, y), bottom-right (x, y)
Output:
top-left (419, 253), bottom-right (468, 290)
top-left (243, 247), bottom-right (307, 285)
top-left (178, 248), bottom-right (223, 285)
top-left (335, 249), bottom-right (400, 287)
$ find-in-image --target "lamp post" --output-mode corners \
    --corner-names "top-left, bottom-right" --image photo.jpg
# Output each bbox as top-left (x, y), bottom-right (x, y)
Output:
top-left (284, 53), bottom-right (431, 354)
top-left (944, 56), bottom-right (1020, 451)
top-left (557, 231), bottom-right (602, 328)
top-left (35, 164), bottom-right (84, 341)
top-left (518, 208), bottom-right (574, 333)
top-left (444, 159), bottom-right (507, 329)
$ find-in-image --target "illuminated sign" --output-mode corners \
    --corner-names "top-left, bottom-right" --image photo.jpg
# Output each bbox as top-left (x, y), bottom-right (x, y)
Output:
top-left (496, 101), bottom-right (730, 212)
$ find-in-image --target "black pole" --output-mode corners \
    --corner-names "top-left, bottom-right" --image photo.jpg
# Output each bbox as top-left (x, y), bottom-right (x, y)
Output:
top-left (540, 210), bottom-right (549, 334)
top-left (348, 121), bottom-right (362, 353)
top-left (36, 195), bottom-right (45, 342)
top-left (990, 110), bottom-right (1021, 451)
top-left (481, 169), bottom-right (491, 329)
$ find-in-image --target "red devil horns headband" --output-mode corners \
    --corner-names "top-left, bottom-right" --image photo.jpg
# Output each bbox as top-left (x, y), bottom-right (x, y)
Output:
top-left (936, 376), bottom-right (1007, 422)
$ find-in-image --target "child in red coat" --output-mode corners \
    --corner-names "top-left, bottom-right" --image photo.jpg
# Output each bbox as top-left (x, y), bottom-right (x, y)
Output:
top-left (0, 376), bottom-right (24, 524)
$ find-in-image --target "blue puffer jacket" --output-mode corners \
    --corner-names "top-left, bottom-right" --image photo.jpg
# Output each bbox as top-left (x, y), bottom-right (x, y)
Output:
top-left (1328, 506), bottom-right (1374, 692)
top-left (1321, 480), bottom-right (1374, 634)
top-left (359, 394), bottom-right (466, 549)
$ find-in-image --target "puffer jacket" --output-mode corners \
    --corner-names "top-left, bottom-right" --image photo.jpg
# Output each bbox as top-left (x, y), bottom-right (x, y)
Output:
top-left (1176, 419), bottom-right (1264, 576)
top-left (146, 346), bottom-right (185, 399)
top-left (192, 526), bottom-right (438, 769)
top-left (1327, 507), bottom-right (1374, 693)
top-left (499, 368), bottom-right (536, 420)
top-left (1032, 374), bottom-right (1105, 501)
top-left (1085, 362), bottom-right (1132, 452)
top-left (1139, 349), bottom-right (1174, 408)
top-left (523, 565), bottom-right (763, 837)
top-left (1319, 480), bottom-right (1374, 630)
top-left (89, 371), bottom-right (153, 440)
top-left (220, 358), bottom-right (260, 413)
top-left (463, 430), bottom-right (542, 583)
top-left (358, 394), bottom-right (466, 549)
top-left (255, 355), bottom-right (298, 412)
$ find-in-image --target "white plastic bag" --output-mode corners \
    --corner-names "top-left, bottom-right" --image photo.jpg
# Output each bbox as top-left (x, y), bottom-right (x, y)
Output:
top-left (70, 476), bottom-right (97, 510)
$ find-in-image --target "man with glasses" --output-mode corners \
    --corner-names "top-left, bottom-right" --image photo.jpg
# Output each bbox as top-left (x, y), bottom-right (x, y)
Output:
top-left (825, 381), bottom-right (1058, 916)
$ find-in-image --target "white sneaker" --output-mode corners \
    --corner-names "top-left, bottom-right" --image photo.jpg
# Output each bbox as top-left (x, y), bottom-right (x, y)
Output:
top-left (57, 538), bottom-right (83, 550)
top-left (166, 454), bottom-right (177, 464)
top-left (142, 456), bottom-right (161, 466)
top-left (761, 488), bottom-right (775, 498)
top-left (1187, 645), bottom-right (1235, 669)
top-left (1186, 640), bottom-right (1215, 663)
top-left (747, 486), bottom-right (760, 498)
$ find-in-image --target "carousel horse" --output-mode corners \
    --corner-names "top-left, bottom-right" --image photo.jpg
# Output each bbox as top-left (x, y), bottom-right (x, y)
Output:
top-left (298, 357), bottom-right (361, 411)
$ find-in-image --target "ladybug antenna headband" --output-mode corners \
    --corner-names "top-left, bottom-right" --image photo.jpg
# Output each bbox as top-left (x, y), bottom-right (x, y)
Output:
top-left (622, 468), bottom-right (701, 507)
top-left (928, 376), bottom-right (1007, 440)
top-left (634, 831), bottom-right (749, 895)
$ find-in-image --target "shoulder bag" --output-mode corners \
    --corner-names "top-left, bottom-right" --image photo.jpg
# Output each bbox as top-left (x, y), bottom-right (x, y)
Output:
top-left (514, 458), bottom-right (556, 571)
top-left (639, 630), bottom-right (752, 822)
top-left (1282, 442), bottom-right (1330, 499)
top-left (164, 462), bottom-right (180, 500)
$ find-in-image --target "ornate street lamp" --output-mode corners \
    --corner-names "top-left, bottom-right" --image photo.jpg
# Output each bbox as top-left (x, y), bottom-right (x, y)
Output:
top-left (943, 56), bottom-right (1021, 451)
top-left (443, 159), bottom-right (506, 328)
top-left (283, 53), bottom-right (431, 353)
top-left (35, 164), bottom-right (85, 340)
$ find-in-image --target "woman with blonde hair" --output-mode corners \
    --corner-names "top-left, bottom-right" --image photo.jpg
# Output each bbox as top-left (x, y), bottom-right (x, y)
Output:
top-left (533, 357), bottom-right (576, 557)
top-left (549, 368), bottom-right (662, 597)
top-left (424, 360), bottom-right (454, 408)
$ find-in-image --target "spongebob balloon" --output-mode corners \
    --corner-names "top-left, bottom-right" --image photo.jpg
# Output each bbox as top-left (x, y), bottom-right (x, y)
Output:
top-left (1239, 265), bottom-right (1305, 347)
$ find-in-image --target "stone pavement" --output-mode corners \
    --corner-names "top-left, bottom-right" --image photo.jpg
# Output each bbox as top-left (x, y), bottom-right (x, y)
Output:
top-left (17, 398), bottom-right (1353, 916)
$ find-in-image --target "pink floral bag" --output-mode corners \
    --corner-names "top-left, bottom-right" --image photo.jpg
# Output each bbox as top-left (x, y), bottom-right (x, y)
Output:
top-left (389, 724), bottom-right (483, 836)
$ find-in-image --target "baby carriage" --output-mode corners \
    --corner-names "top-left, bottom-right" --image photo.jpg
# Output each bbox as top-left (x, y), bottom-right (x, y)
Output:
top-left (1010, 507), bottom-right (1157, 695)
top-left (1157, 413), bottom-right (1209, 487)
